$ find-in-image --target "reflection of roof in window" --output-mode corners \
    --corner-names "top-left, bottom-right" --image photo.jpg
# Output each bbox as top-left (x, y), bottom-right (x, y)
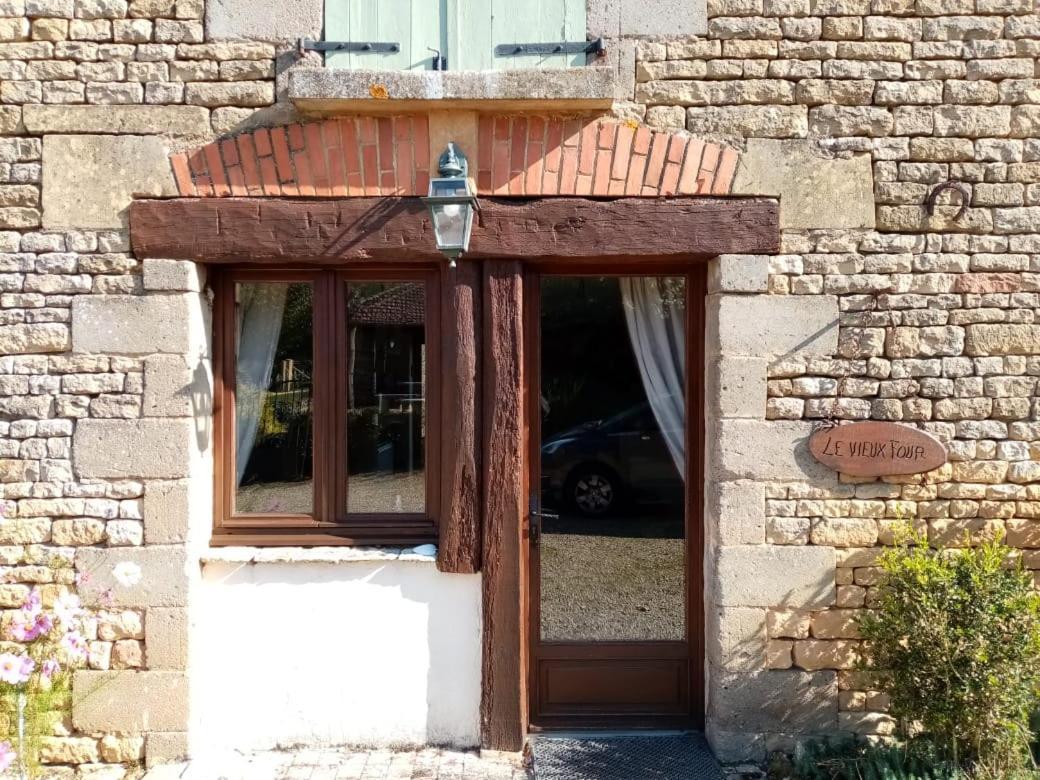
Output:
top-left (349, 284), bottom-right (424, 327)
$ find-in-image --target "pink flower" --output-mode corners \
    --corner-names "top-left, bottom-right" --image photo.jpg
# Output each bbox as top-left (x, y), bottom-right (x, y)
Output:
top-left (53, 593), bottom-right (83, 629)
top-left (20, 589), bottom-right (40, 617)
top-left (0, 741), bottom-right (15, 772)
top-left (60, 632), bottom-right (88, 663)
top-left (0, 654), bottom-right (33, 685)
top-left (8, 612), bottom-right (53, 643)
top-left (40, 659), bottom-right (59, 681)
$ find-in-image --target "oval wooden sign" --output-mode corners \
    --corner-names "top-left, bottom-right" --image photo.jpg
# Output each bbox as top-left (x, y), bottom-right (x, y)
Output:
top-left (809, 421), bottom-right (947, 477)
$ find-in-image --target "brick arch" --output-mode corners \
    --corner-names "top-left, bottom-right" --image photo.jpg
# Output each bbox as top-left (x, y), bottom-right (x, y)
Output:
top-left (169, 115), bottom-right (740, 200)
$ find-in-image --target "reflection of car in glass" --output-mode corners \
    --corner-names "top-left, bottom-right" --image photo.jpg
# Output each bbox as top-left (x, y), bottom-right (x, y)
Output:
top-left (541, 402), bottom-right (683, 517)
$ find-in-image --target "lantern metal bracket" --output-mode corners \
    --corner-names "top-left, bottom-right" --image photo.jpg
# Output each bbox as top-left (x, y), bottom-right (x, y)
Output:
top-left (494, 37), bottom-right (605, 58)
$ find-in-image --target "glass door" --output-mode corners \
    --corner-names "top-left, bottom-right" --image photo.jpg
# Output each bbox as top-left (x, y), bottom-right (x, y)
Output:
top-left (528, 270), bottom-right (703, 729)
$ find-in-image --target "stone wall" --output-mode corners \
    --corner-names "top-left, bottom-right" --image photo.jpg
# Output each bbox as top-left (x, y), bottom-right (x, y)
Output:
top-left (0, 0), bottom-right (1037, 771)
top-left (625, 0), bottom-right (1040, 762)
top-left (0, 0), bottom-right (275, 773)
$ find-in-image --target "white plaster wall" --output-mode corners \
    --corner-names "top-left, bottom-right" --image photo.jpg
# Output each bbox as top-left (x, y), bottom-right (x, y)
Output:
top-left (191, 559), bottom-right (482, 754)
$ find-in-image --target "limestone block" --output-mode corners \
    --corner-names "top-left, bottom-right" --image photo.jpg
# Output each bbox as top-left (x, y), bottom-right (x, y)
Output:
top-left (621, 0), bottom-right (706, 35)
top-left (39, 737), bottom-right (99, 764)
top-left (732, 139), bottom-right (875, 229)
top-left (23, 106), bottom-right (209, 136)
top-left (715, 545), bottom-right (836, 608)
top-left (72, 293), bottom-right (206, 355)
top-left (145, 732), bottom-right (188, 769)
top-left (709, 669), bottom-right (838, 733)
top-left (75, 545), bottom-right (189, 608)
top-left (73, 671), bottom-right (188, 732)
top-left (709, 294), bottom-right (839, 360)
top-left (142, 259), bottom-right (203, 292)
top-left (142, 480), bottom-right (197, 545)
top-left (710, 356), bottom-right (768, 419)
top-left (706, 724), bottom-right (767, 763)
top-left (686, 106), bottom-right (808, 139)
top-left (711, 480), bottom-right (767, 545)
top-left (73, 419), bottom-right (196, 479)
top-left (965, 324), bottom-right (1040, 356)
top-left (0, 322), bottom-right (69, 354)
top-left (709, 255), bottom-right (770, 294)
top-left (42, 135), bottom-right (176, 230)
top-left (145, 607), bottom-right (188, 670)
top-left (143, 354), bottom-right (211, 418)
top-left (206, 0), bottom-right (322, 41)
top-left (707, 607), bottom-right (768, 673)
top-left (713, 419), bottom-right (834, 481)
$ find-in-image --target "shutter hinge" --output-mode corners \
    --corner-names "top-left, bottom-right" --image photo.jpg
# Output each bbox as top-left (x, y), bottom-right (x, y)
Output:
top-left (494, 37), bottom-right (605, 58)
top-left (298, 38), bottom-right (401, 57)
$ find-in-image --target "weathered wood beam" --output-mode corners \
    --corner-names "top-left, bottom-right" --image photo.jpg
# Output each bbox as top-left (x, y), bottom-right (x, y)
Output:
top-left (130, 197), bottom-right (779, 263)
top-left (437, 259), bottom-right (482, 574)
top-left (480, 261), bottom-right (526, 751)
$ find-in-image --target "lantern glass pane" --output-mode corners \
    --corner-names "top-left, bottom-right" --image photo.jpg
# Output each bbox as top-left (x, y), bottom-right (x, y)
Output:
top-left (431, 202), bottom-right (467, 250)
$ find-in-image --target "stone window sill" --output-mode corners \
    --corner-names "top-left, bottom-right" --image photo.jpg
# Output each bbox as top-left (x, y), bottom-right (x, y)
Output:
top-left (287, 67), bottom-right (616, 113)
top-left (201, 544), bottom-right (438, 565)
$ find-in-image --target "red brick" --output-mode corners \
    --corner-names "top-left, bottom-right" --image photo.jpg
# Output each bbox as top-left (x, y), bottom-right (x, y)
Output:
top-left (169, 152), bottom-right (195, 197)
top-left (253, 128), bottom-right (272, 157)
top-left (578, 120), bottom-right (597, 177)
top-left (525, 118), bottom-right (545, 195)
top-left (237, 135), bottom-right (262, 196)
top-left (340, 118), bottom-right (363, 196)
top-left (413, 115), bottom-right (430, 174)
top-left (287, 123), bottom-right (305, 152)
top-left (711, 146), bottom-right (739, 195)
top-left (270, 127), bottom-right (298, 196)
top-left (559, 142), bottom-right (579, 196)
top-left (377, 117), bottom-right (395, 194)
top-left (509, 118), bottom-right (527, 195)
top-left (541, 120), bottom-right (564, 195)
top-left (477, 115), bottom-right (494, 174)
top-left (660, 136), bottom-right (686, 196)
top-left (678, 139), bottom-right (705, 195)
top-left (597, 121), bottom-right (616, 150)
top-left (592, 148), bottom-right (612, 195)
top-left (642, 132), bottom-right (670, 194)
top-left (322, 121), bottom-right (346, 197)
top-left (396, 120), bottom-right (414, 196)
top-left (697, 143), bottom-right (721, 195)
top-left (187, 148), bottom-right (212, 197)
top-left (611, 125), bottom-right (634, 181)
top-left (632, 126), bottom-right (652, 156)
top-left (221, 139), bottom-right (246, 197)
top-left (258, 155), bottom-right (279, 196)
top-left (293, 147), bottom-right (315, 197)
top-left (307, 123), bottom-right (329, 196)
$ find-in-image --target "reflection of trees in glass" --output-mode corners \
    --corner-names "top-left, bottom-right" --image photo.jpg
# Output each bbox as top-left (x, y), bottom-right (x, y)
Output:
top-left (275, 283), bottom-right (313, 365)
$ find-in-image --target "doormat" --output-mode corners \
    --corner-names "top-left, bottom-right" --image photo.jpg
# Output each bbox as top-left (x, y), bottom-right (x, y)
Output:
top-left (531, 733), bottom-right (725, 780)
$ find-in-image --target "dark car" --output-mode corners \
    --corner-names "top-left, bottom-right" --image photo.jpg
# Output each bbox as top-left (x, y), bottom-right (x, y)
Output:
top-left (540, 402), bottom-right (683, 517)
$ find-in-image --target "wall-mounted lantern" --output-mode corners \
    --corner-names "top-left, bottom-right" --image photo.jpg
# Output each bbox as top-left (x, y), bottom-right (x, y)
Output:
top-left (423, 143), bottom-right (477, 268)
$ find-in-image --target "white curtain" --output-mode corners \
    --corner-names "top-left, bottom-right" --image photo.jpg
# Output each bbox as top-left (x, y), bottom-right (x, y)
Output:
top-left (235, 284), bottom-right (288, 485)
top-left (620, 277), bottom-right (687, 479)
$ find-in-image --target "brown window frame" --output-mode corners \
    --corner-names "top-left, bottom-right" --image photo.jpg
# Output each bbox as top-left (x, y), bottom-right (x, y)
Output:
top-left (212, 265), bottom-right (442, 547)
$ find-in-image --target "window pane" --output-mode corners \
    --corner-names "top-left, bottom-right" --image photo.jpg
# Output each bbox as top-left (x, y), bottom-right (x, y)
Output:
top-left (539, 276), bottom-right (687, 642)
top-left (346, 282), bottom-right (426, 515)
top-left (234, 282), bottom-right (314, 515)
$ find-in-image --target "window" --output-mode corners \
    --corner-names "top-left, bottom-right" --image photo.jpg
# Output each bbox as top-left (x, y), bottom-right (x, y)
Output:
top-left (324, 0), bottom-right (587, 71)
top-left (213, 269), bottom-right (441, 546)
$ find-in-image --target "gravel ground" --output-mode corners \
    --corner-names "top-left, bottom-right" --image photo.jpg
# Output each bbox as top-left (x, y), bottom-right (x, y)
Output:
top-left (539, 512), bottom-right (686, 642)
top-left (236, 472), bottom-right (426, 515)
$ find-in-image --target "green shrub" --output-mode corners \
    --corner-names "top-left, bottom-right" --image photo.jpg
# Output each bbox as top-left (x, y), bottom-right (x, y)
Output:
top-left (772, 737), bottom-right (958, 779)
top-left (858, 530), bottom-right (1040, 775)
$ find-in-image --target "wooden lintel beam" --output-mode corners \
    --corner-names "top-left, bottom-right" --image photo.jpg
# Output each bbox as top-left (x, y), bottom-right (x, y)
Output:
top-left (129, 197), bottom-right (779, 264)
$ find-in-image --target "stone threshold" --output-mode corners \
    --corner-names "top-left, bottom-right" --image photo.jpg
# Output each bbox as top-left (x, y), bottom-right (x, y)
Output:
top-left (287, 66), bottom-right (616, 113)
top-left (200, 544), bottom-right (438, 565)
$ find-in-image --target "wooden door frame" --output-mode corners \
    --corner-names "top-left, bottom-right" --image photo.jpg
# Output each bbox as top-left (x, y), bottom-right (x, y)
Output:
top-left (522, 262), bottom-right (707, 732)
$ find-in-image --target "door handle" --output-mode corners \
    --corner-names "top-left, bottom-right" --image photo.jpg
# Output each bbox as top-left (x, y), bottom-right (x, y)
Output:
top-left (528, 494), bottom-right (558, 547)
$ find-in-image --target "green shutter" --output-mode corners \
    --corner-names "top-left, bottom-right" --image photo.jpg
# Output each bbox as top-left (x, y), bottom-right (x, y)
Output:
top-left (325, 0), bottom-right (447, 71)
top-left (457, 0), bottom-right (586, 71)
top-left (325, 0), bottom-right (587, 72)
